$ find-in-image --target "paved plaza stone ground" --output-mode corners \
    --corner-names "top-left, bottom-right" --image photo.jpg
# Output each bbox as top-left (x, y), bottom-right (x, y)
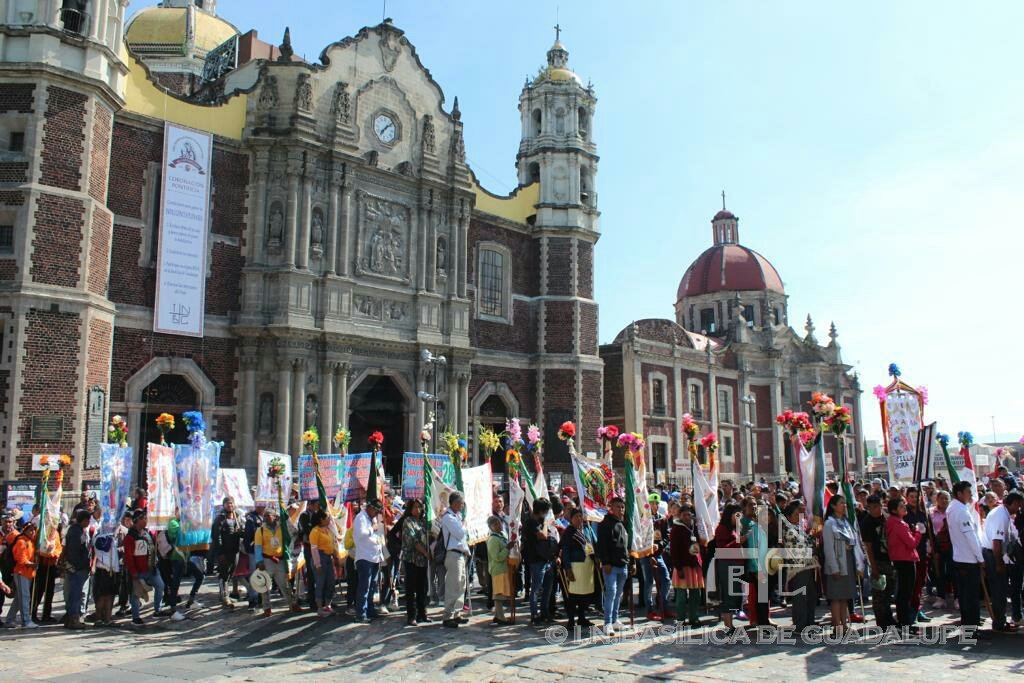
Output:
top-left (1, 584), bottom-right (1022, 682)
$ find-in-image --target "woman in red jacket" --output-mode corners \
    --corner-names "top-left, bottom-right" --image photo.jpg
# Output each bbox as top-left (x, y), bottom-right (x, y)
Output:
top-left (670, 504), bottom-right (704, 628)
top-left (885, 497), bottom-right (923, 628)
top-left (713, 504), bottom-right (745, 633)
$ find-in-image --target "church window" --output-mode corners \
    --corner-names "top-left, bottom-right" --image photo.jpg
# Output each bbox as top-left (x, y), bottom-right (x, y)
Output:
top-left (652, 378), bottom-right (666, 415)
top-left (148, 168), bottom-right (162, 264)
top-left (773, 308), bottom-right (781, 325)
top-left (699, 308), bottom-right (715, 334)
top-left (578, 107), bottom-right (589, 139)
top-left (477, 246), bottom-right (509, 320)
top-left (718, 387), bottom-right (732, 422)
top-left (0, 225), bottom-right (12, 254)
top-left (743, 304), bottom-right (755, 326)
top-left (532, 109), bottom-right (542, 136)
top-left (651, 442), bottom-right (667, 478)
top-left (579, 168), bottom-right (590, 205)
top-left (528, 162), bottom-right (540, 184)
top-left (8, 132), bottom-right (23, 153)
top-left (688, 382), bottom-right (704, 419)
top-left (722, 433), bottom-right (734, 459)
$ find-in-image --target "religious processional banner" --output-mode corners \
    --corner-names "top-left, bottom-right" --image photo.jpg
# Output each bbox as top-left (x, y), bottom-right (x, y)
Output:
top-left (691, 459), bottom-right (719, 541)
top-left (255, 450), bottom-right (292, 504)
top-left (460, 462), bottom-right (493, 545)
top-left (797, 437), bottom-right (825, 522)
top-left (146, 443), bottom-right (179, 530)
top-left (99, 444), bottom-right (133, 534)
top-left (215, 468), bottom-right (254, 510)
top-left (174, 441), bottom-right (221, 546)
top-left (571, 452), bottom-right (616, 522)
top-left (401, 452), bottom-right (456, 500)
top-left (624, 453), bottom-right (655, 557)
top-left (298, 453), bottom-right (344, 500)
top-left (882, 386), bottom-right (924, 483)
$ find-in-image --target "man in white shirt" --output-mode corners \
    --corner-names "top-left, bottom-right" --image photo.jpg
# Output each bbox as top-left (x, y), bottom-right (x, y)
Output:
top-left (947, 480), bottom-right (985, 628)
top-left (353, 499), bottom-right (385, 622)
top-left (981, 491), bottom-right (1022, 632)
top-left (440, 492), bottom-right (469, 628)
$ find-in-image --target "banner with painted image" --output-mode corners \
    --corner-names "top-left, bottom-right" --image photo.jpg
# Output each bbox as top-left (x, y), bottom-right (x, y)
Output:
top-left (99, 443), bottom-right (133, 534)
top-left (215, 468), bottom-right (254, 511)
top-left (298, 453), bottom-right (345, 500)
top-left (461, 462), bottom-right (493, 545)
top-left (153, 122), bottom-right (212, 337)
top-left (337, 452), bottom-right (386, 503)
top-left (882, 386), bottom-right (924, 483)
top-left (173, 441), bottom-right (221, 546)
top-left (146, 443), bottom-right (179, 530)
top-left (401, 452), bottom-right (455, 500)
top-left (256, 450), bottom-right (293, 504)
top-left (571, 452), bottom-right (616, 522)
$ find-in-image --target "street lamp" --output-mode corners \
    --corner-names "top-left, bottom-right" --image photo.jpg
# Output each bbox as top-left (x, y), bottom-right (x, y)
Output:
top-left (419, 349), bottom-right (447, 454)
top-left (740, 394), bottom-right (757, 484)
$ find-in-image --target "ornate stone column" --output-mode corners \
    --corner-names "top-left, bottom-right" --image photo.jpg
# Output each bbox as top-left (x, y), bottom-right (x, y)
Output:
top-left (457, 200), bottom-right (469, 298)
top-left (336, 363), bottom-right (350, 428)
top-left (276, 358), bottom-right (292, 454)
top-left (250, 149), bottom-right (269, 264)
top-left (291, 358), bottom-right (307, 456)
top-left (448, 201), bottom-right (459, 297)
top-left (320, 362), bottom-right (335, 448)
top-left (325, 170), bottom-right (341, 277)
top-left (297, 174), bottom-right (312, 269)
top-left (425, 196), bottom-right (436, 293)
top-left (338, 180), bottom-right (353, 276)
top-left (458, 371), bottom-right (470, 434)
top-left (239, 354), bottom-right (258, 468)
top-left (285, 154), bottom-right (302, 268)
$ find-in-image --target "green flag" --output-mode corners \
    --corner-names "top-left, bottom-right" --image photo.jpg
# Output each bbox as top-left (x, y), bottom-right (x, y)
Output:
top-left (938, 435), bottom-right (960, 484)
top-left (368, 450), bottom-right (381, 503)
top-left (311, 451), bottom-right (329, 509)
top-left (837, 440), bottom-right (857, 526)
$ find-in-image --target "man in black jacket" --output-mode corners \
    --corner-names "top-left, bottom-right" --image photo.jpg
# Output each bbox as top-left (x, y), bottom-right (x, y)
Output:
top-left (597, 497), bottom-right (629, 634)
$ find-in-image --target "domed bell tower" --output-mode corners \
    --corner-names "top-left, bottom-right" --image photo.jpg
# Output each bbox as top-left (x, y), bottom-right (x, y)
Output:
top-left (0, 0), bottom-right (130, 487)
top-left (517, 26), bottom-right (602, 460)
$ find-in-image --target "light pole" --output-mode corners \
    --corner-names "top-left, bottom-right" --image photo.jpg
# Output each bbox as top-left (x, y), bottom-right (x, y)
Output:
top-left (740, 394), bottom-right (756, 484)
top-left (419, 348), bottom-right (447, 454)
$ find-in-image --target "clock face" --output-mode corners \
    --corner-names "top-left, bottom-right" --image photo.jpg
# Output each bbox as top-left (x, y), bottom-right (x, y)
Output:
top-left (373, 113), bottom-right (398, 144)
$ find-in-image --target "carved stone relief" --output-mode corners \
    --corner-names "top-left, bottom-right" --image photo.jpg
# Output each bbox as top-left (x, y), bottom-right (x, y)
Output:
top-left (294, 73), bottom-right (313, 111)
top-left (331, 81), bottom-right (352, 123)
top-left (355, 192), bottom-right (411, 283)
top-left (422, 115), bottom-right (435, 154)
top-left (379, 29), bottom-right (400, 71)
top-left (257, 75), bottom-right (278, 110)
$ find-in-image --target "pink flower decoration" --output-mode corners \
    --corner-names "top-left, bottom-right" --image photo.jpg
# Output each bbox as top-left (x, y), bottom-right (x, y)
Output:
top-left (527, 424), bottom-right (541, 445)
top-left (916, 385), bottom-right (928, 406)
top-left (873, 385), bottom-right (887, 402)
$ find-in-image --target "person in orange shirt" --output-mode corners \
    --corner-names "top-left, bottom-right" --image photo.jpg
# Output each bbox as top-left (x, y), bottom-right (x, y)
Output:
top-left (3, 518), bottom-right (38, 629)
top-left (32, 511), bottom-right (62, 624)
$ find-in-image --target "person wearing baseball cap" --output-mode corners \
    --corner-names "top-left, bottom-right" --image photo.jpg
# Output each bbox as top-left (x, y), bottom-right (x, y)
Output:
top-left (2, 517), bottom-right (37, 628)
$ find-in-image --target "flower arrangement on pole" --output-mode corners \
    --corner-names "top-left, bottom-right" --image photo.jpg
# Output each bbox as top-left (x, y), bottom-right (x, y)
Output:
top-left (442, 430), bottom-right (469, 466)
top-left (808, 392), bottom-right (836, 423)
top-left (368, 431), bottom-right (384, 452)
top-left (181, 410), bottom-right (207, 448)
top-left (699, 432), bottom-right (719, 453)
top-left (775, 409), bottom-right (816, 447)
top-left (333, 424), bottom-right (351, 454)
top-left (108, 415), bottom-right (128, 447)
top-left (301, 425), bottom-right (320, 455)
top-left (477, 424), bottom-right (501, 462)
top-left (155, 413), bottom-right (175, 446)
top-left (597, 425), bottom-right (619, 459)
top-left (681, 413), bottom-right (700, 456)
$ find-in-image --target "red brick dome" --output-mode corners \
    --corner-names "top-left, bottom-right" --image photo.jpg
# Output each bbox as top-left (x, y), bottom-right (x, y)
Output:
top-left (677, 244), bottom-right (785, 301)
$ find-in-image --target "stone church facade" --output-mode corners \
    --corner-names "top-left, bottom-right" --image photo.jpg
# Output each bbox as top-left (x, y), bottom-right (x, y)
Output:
top-left (0, 0), bottom-right (602, 487)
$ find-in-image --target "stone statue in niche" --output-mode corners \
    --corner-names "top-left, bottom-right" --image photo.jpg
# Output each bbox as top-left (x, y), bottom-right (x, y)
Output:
top-left (258, 392), bottom-right (274, 435)
top-left (267, 203), bottom-right (284, 246)
top-left (310, 210), bottom-right (324, 252)
top-left (294, 73), bottom-right (313, 111)
top-left (304, 394), bottom-right (318, 430)
top-left (422, 115), bottom-right (436, 154)
top-left (435, 237), bottom-right (447, 277)
top-left (555, 108), bottom-right (566, 135)
top-left (452, 128), bottom-right (465, 163)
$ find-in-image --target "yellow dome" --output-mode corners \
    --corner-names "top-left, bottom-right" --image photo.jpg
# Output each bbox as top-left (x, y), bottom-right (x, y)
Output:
top-left (126, 7), bottom-right (238, 55)
top-left (542, 66), bottom-right (582, 84)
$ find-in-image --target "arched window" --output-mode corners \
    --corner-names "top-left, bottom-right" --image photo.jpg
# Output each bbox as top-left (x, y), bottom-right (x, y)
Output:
top-left (528, 162), bottom-right (540, 184)
top-left (578, 106), bottom-right (589, 139)
top-left (532, 109), bottom-right (542, 136)
top-left (579, 167), bottom-right (590, 205)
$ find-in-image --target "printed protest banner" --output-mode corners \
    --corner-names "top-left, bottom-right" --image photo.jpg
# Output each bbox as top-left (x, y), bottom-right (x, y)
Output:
top-left (298, 453), bottom-right (345, 500)
top-left (401, 452), bottom-right (455, 500)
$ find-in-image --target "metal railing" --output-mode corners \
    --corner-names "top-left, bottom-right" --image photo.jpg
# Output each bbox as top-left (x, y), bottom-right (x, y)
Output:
top-left (59, 8), bottom-right (88, 36)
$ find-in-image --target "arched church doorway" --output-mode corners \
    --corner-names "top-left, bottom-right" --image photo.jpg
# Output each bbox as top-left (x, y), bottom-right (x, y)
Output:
top-left (478, 394), bottom-right (509, 473)
top-left (138, 374), bottom-right (197, 483)
top-left (349, 375), bottom-right (407, 483)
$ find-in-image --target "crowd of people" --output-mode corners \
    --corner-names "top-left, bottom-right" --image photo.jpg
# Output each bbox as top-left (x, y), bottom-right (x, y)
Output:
top-left (2, 465), bottom-right (1023, 641)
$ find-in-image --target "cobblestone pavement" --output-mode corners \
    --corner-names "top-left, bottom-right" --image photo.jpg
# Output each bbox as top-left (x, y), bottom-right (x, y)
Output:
top-left (1, 585), bottom-right (1022, 682)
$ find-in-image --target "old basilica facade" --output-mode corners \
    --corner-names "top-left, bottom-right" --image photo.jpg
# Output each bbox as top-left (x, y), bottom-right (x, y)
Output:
top-left (0, 0), bottom-right (858, 489)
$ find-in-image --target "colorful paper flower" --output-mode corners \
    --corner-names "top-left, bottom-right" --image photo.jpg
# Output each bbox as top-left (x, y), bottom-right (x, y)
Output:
top-left (558, 421), bottom-right (576, 441)
top-left (798, 430), bottom-right (816, 446)
top-left (700, 432), bottom-right (719, 452)
top-left (333, 425), bottom-right (351, 450)
top-left (527, 424), bottom-right (542, 445)
top-left (597, 425), bottom-right (620, 443)
top-left (182, 410), bottom-right (206, 434)
top-left (681, 413), bottom-right (700, 440)
top-left (958, 431), bottom-right (973, 449)
top-left (776, 410), bottom-right (813, 434)
top-left (888, 363), bottom-right (901, 378)
top-left (108, 415), bottom-right (128, 447)
top-left (505, 418), bottom-right (522, 445)
top-left (936, 433), bottom-right (950, 448)
top-left (809, 392), bottom-right (836, 419)
top-left (267, 457), bottom-right (286, 480)
top-left (479, 427), bottom-right (501, 454)
top-left (301, 425), bottom-right (320, 453)
top-left (872, 385), bottom-right (887, 402)
top-left (824, 405), bottom-right (852, 435)
top-left (369, 431), bottom-right (384, 448)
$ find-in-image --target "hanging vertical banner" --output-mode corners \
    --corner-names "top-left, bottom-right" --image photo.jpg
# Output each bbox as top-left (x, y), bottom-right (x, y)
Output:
top-left (146, 443), bottom-right (179, 530)
top-left (153, 122), bottom-right (212, 337)
top-left (461, 462), bottom-right (494, 545)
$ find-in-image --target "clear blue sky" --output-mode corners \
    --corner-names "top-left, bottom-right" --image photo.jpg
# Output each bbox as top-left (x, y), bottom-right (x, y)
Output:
top-left (129, 1), bottom-right (1024, 443)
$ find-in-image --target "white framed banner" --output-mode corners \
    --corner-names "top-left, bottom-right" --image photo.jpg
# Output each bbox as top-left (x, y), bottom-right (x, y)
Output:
top-left (153, 122), bottom-right (212, 337)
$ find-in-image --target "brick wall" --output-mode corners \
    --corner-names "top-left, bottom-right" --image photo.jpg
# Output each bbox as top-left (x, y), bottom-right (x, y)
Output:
top-left (468, 366), bottom-right (537, 421)
top-left (601, 347), bottom-right (624, 419)
top-left (581, 369), bottom-right (602, 448)
top-left (0, 83), bottom-right (35, 113)
top-left (87, 210), bottom-right (111, 296)
top-left (32, 193), bottom-right (83, 287)
top-left (468, 218), bottom-right (538, 296)
top-left (109, 327), bottom-right (237, 405)
top-left (577, 240), bottom-right (593, 299)
top-left (207, 241), bottom-right (242, 315)
top-left (0, 260), bottom-right (16, 281)
top-left (108, 224), bottom-right (152, 306)
top-left (470, 299), bottom-right (536, 354)
top-left (211, 149), bottom-right (249, 239)
top-left (579, 302), bottom-right (598, 355)
top-left (86, 318), bottom-right (112, 389)
top-left (88, 105), bottom-right (111, 202)
top-left (39, 86), bottom-right (87, 190)
top-left (544, 300), bottom-right (574, 353)
top-left (0, 162), bottom-right (28, 182)
top-left (542, 368), bottom-right (576, 465)
top-left (546, 237), bottom-right (572, 295)
top-left (107, 122), bottom-right (161, 219)
top-left (16, 309), bottom-right (81, 474)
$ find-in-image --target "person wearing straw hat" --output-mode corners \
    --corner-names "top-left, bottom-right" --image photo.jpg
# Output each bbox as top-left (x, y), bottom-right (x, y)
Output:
top-left (253, 506), bottom-right (299, 617)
